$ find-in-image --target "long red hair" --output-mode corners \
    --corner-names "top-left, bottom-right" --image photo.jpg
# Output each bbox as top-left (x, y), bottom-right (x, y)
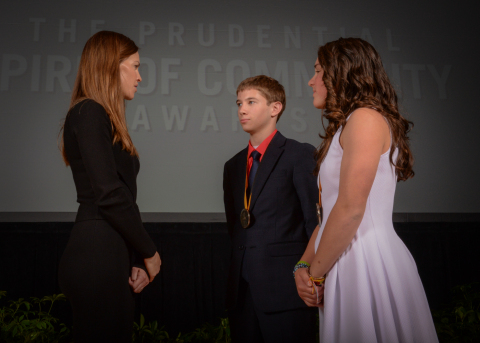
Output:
top-left (60, 31), bottom-right (139, 165)
top-left (314, 38), bottom-right (414, 181)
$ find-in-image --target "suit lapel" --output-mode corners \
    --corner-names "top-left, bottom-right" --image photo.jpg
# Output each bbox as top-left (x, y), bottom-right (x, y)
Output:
top-left (235, 148), bottom-right (248, 206)
top-left (250, 132), bottom-right (286, 211)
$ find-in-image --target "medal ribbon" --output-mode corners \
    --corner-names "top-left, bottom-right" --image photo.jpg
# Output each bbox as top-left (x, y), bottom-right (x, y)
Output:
top-left (311, 275), bottom-right (326, 303)
top-left (318, 180), bottom-right (322, 208)
top-left (243, 160), bottom-right (253, 212)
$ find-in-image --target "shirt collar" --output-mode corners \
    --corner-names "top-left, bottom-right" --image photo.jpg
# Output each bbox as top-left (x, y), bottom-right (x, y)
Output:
top-left (247, 129), bottom-right (278, 160)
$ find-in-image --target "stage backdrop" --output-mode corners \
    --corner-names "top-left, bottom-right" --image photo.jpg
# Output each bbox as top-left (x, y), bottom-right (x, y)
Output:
top-left (1, 0), bottom-right (478, 214)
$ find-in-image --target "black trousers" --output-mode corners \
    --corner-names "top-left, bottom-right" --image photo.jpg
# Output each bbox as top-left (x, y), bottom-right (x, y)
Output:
top-left (229, 277), bottom-right (317, 343)
top-left (58, 219), bottom-right (134, 343)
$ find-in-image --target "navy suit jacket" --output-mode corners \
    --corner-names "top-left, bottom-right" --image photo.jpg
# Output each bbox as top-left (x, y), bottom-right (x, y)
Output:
top-left (223, 131), bottom-right (318, 313)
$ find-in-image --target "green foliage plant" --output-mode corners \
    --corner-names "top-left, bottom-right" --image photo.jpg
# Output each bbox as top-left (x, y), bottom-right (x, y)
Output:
top-left (182, 317), bottom-right (231, 343)
top-left (432, 282), bottom-right (480, 342)
top-left (7, 285), bottom-right (478, 343)
top-left (132, 314), bottom-right (170, 342)
top-left (133, 316), bottom-right (231, 343)
top-left (0, 291), bottom-right (70, 343)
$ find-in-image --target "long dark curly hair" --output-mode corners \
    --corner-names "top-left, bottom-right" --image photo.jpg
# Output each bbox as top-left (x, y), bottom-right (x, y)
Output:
top-left (314, 38), bottom-right (414, 181)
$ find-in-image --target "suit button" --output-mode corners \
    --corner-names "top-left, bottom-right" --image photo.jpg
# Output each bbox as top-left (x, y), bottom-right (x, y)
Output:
top-left (238, 245), bottom-right (245, 250)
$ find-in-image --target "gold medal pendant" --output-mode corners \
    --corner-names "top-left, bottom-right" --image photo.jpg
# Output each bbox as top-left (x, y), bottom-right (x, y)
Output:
top-left (240, 208), bottom-right (250, 228)
top-left (316, 182), bottom-right (323, 225)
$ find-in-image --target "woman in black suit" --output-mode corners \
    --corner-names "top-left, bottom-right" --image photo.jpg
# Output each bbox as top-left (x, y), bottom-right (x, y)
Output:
top-left (58, 31), bottom-right (161, 342)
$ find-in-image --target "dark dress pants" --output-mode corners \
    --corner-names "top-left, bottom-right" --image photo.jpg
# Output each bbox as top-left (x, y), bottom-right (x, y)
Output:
top-left (58, 219), bottom-right (134, 343)
top-left (229, 277), bottom-right (317, 343)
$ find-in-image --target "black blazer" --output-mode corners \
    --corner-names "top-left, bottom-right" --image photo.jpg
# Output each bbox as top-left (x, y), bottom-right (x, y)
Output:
top-left (63, 99), bottom-right (156, 259)
top-left (223, 131), bottom-right (318, 313)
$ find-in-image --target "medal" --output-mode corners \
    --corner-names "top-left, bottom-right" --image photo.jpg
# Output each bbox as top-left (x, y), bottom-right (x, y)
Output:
top-left (317, 179), bottom-right (322, 225)
top-left (240, 208), bottom-right (250, 228)
top-left (316, 203), bottom-right (322, 225)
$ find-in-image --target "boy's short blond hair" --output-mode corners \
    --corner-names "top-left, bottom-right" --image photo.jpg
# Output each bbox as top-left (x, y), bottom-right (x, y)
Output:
top-left (237, 75), bottom-right (286, 122)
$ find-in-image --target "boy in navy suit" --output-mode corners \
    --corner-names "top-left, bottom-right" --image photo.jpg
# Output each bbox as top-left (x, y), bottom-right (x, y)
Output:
top-left (223, 75), bottom-right (318, 342)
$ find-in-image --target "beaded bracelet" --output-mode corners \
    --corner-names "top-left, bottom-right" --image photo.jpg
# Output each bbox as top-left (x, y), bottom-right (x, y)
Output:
top-left (292, 261), bottom-right (310, 278)
top-left (297, 260), bottom-right (311, 266)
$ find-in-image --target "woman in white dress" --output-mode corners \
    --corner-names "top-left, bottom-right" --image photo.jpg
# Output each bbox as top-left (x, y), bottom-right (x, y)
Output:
top-left (294, 38), bottom-right (438, 342)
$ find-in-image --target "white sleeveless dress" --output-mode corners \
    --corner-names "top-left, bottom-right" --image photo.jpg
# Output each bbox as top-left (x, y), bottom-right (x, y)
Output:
top-left (315, 121), bottom-right (438, 342)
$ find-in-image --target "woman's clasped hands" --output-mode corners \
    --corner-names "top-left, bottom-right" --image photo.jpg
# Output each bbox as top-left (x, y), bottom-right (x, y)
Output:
top-left (129, 252), bottom-right (162, 293)
top-left (294, 267), bottom-right (324, 307)
top-left (129, 267), bottom-right (149, 293)
top-left (145, 251), bottom-right (161, 281)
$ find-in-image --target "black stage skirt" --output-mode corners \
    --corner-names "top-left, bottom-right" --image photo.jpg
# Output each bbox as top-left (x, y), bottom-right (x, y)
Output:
top-left (59, 219), bottom-right (135, 343)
